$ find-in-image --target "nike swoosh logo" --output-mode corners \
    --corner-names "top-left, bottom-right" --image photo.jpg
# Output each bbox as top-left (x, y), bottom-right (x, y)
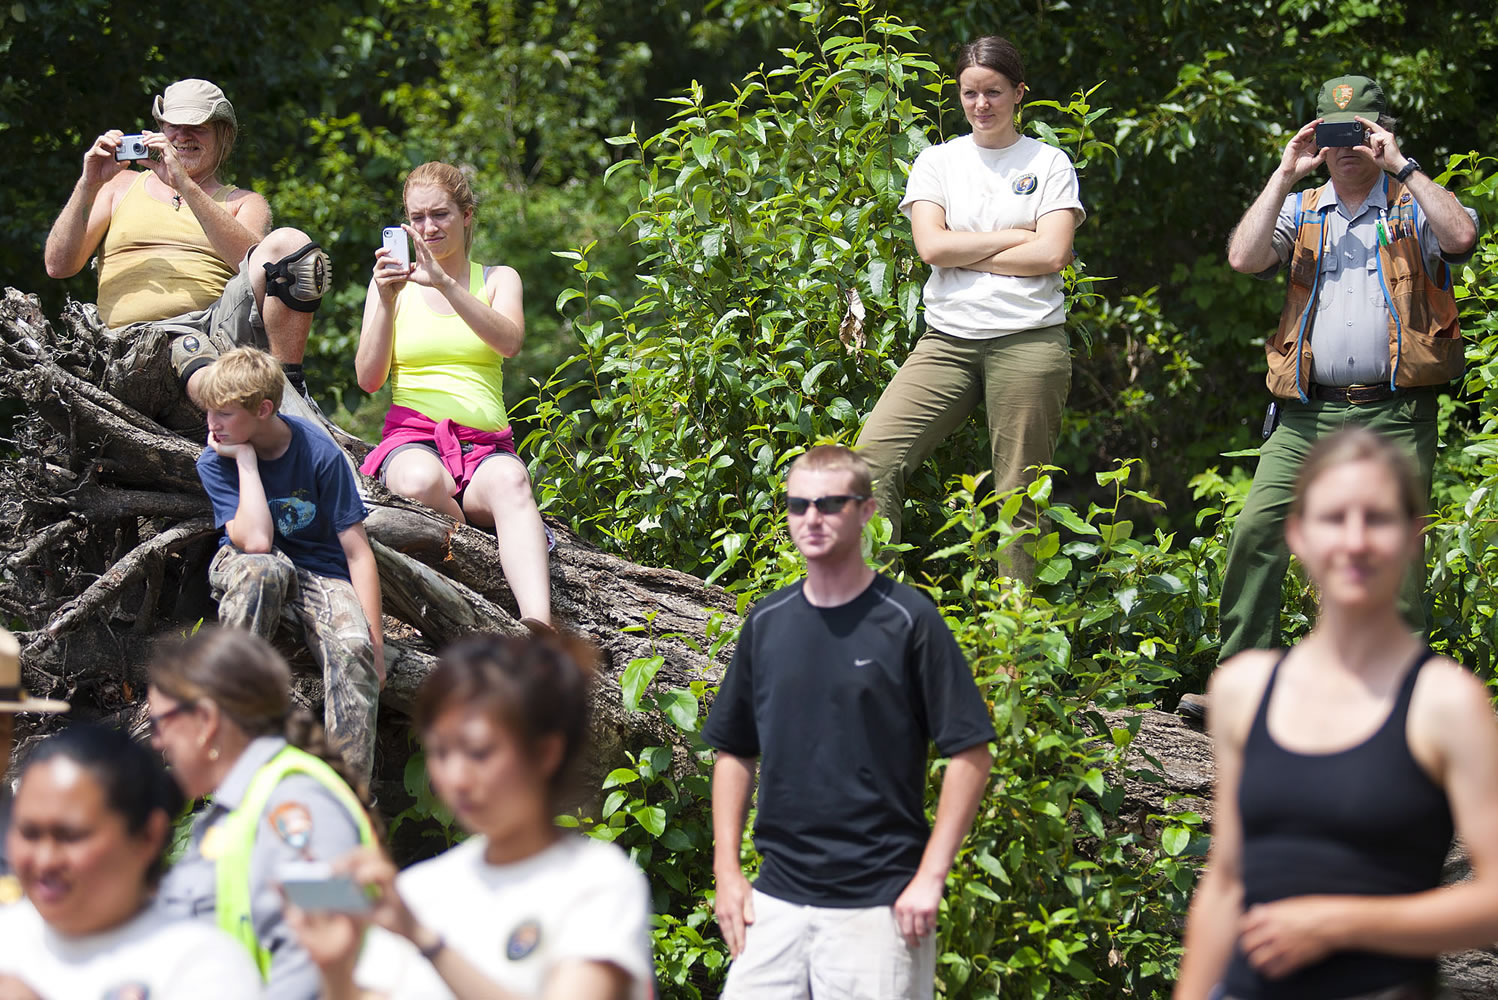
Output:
top-left (853, 658), bottom-right (873, 667)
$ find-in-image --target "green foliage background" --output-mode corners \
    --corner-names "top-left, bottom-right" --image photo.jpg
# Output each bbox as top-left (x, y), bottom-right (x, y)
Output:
top-left (6, 0), bottom-right (1498, 996)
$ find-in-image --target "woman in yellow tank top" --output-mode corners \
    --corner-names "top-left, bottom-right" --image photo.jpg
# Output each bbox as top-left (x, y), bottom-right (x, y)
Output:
top-left (355, 162), bottom-right (551, 630)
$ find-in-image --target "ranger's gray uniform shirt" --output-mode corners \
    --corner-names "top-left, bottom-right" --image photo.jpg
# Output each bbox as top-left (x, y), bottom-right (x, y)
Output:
top-left (1265, 176), bottom-right (1478, 386)
top-left (157, 735), bottom-right (363, 1000)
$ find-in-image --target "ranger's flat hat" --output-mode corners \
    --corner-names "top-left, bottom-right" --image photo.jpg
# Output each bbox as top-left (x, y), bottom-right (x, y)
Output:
top-left (0, 629), bottom-right (68, 714)
top-left (1317, 75), bottom-right (1386, 124)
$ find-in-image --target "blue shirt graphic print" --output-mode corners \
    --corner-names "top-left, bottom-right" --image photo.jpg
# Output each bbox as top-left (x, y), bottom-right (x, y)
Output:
top-left (272, 493), bottom-right (319, 537)
top-left (196, 415), bottom-right (368, 581)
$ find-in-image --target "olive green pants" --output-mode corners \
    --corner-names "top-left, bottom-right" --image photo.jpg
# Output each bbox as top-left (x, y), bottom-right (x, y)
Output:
top-left (1217, 389), bottom-right (1438, 663)
top-left (856, 326), bottom-right (1071, 580)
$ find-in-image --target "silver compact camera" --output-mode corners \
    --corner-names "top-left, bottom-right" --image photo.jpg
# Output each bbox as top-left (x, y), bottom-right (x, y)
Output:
top-left (114, 134), bottom-right (150, 161)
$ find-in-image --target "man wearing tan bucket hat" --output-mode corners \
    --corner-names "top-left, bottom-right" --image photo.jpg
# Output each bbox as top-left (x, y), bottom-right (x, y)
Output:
top-left (43, 78), bottom-right (330, 408)
top-left (0, 627), bottom-right (69, 885)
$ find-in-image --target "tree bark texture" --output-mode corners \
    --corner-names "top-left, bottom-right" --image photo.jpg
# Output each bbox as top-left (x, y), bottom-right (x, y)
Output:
top-left (5, 288), bottom-right (1494, 992)
top-left (0, 287), bottom-right (733, 801)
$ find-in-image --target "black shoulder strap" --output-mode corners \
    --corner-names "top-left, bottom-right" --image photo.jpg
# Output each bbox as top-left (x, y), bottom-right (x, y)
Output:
top-left (1248, 647), bottom-right (1294, 736)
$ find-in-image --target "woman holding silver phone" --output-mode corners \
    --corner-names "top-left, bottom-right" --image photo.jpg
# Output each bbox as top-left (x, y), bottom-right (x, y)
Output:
top-left (355, 161), bottom-right (553, 633)
top-left (148, 627), bottom-right (377, 999)
top-left (289, 634), bottom-right (654, 1000)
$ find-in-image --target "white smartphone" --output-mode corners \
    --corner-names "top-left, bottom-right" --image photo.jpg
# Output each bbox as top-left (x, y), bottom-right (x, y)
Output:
top-left (381, 226), bottom-right (411, 269)
top-left (278, 861), bottom-right (373, 914)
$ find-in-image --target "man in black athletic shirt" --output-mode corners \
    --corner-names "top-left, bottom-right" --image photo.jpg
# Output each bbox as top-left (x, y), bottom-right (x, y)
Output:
top-left (703, 444), bottom-right (995, 999)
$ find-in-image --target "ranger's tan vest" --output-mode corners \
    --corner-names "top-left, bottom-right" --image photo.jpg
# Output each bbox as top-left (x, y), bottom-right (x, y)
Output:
top-left (1266, 180), bottom-right (1462, 400)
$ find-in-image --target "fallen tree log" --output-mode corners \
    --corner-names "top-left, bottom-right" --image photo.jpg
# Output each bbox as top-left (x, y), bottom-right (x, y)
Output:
top-left (0, 286), bottom-right (732, 806)
top-left (8, 287), bottom-right (1494, 992)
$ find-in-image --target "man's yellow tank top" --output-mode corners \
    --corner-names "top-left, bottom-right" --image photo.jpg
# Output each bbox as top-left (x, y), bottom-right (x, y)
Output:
top-left (391, 262), bottom-right (509, 431)
top-left (97, 173), bottom-right (239, 327)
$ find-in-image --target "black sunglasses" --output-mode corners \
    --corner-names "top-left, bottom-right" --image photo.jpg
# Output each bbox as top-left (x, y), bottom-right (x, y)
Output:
top-left (786, 494), bottom-right (869, 516)
top-left (148, 700), bottom-right (196, 735)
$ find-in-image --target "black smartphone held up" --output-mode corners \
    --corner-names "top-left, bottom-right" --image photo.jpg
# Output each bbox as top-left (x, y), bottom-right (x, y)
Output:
top-left (1315, 120), bottom-right (1366, 148)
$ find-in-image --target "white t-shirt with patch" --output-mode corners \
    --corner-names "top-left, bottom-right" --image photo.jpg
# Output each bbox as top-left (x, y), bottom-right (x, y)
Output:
top-left (0, 899), bottom-right (262, 999)
top-left (354, 835), bottom-right (653, 999)
top-left (900, 134), bottom-right (1085, 338)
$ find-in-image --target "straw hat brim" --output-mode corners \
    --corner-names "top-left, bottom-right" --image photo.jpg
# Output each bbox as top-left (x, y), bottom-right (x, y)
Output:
top-left (0, 697), bottom-right (70, 714)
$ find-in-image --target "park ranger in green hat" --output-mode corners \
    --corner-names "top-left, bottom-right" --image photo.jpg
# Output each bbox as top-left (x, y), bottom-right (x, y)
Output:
top-left (1178, 74), bottom-right (1481, 724)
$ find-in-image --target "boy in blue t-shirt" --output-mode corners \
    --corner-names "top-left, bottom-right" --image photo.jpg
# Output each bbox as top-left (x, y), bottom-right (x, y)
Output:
top-left (194, 347), bottom-right (383, 785)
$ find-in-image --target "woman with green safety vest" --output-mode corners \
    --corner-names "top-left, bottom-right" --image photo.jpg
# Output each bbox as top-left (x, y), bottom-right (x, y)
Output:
top-left (148, 626), bottom-right (377, 998)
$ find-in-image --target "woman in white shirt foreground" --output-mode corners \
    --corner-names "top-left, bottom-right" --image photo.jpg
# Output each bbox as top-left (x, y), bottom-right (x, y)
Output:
top-left (0, 723), bottom-right (262, 999)
top-left (291, 633), bottom-right (654, 1000)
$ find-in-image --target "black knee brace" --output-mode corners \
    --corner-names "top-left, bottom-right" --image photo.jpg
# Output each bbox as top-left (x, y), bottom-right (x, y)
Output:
top-left (263, 242), bottom-right (331, 313)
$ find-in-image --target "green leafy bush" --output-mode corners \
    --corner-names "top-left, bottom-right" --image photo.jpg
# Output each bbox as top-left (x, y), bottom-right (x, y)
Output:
top-left (561, 614), bottom-right (745, 998)
top-left (508, 8), bottom-right (1207, 996)
top-left (916, 466), bottom-right (1217, 997)
top-left (1427, 153), bottom-right (1498, 675)
top-left (523, 0), bottom-right (1114, 587)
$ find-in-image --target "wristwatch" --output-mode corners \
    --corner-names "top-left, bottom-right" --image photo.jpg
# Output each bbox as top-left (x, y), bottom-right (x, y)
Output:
top-left (1393, 158), bottom-right (1421, 183)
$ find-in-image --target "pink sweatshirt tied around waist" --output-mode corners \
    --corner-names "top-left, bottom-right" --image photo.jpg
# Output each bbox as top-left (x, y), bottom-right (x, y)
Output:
top-left (359, 404), bottom-right (516, 494)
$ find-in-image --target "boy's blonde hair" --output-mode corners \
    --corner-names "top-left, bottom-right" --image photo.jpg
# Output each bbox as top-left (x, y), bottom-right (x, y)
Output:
top-left (196, 347), bottom-right (284, 413)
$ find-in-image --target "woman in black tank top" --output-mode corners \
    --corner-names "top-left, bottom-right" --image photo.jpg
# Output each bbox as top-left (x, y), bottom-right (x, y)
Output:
top-left (1173, 428), bottom-right (1498, 1000)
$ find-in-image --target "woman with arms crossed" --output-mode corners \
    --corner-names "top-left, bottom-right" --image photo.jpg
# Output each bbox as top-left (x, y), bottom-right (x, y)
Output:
top-left (857, 34), bottom-right (1083, 580)
top-left (1175, 427), bottom-right (1498, 999)
top-left (357, 162), bottom-right (551, 630)
top-left (290, 634), bottom-right (653, 1000)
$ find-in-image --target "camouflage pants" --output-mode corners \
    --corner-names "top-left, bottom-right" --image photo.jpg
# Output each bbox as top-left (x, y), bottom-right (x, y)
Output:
top-left (209, 545), bottom-right (379, 786)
